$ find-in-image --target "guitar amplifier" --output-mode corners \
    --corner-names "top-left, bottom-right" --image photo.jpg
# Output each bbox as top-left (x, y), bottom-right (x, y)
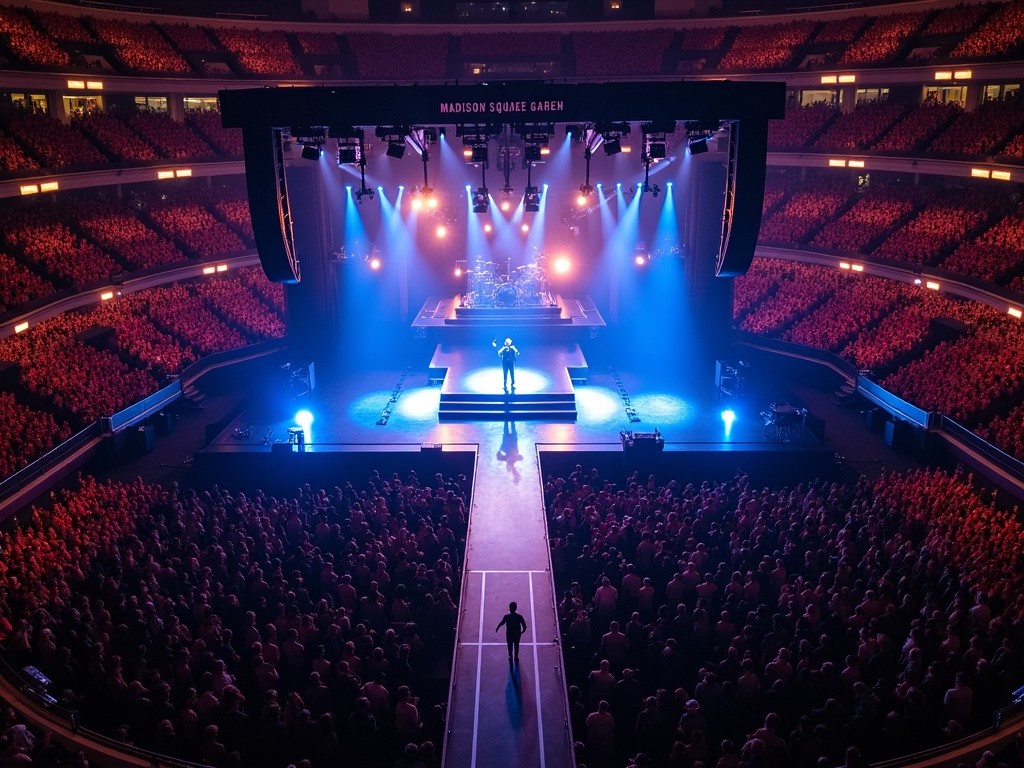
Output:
top-left (620, 429), bottom-right (665, 451)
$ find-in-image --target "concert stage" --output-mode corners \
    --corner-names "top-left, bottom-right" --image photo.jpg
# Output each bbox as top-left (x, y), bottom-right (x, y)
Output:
top-left (413, 293), bottom-right (606, 329)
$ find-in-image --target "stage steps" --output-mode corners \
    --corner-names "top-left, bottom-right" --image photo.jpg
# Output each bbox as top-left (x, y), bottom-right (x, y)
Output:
top-left (438, 392), bottom-right (577, 421)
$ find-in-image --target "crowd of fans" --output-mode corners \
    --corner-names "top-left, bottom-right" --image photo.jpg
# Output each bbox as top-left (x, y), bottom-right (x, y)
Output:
top-left (0, 390), bottom-right (71, 479)
top-left (0, 108), bottom-right (107, 168)
top-left (0, 250), bottom-right (53, 313)
top-left (809, 15), bottom-right (868, 44)
top-left (874, 100), bottom-right (961, 153)
top-left (810, 184), bottom-right (915, 254)
top-left (0, 466), bottom-right (468, 767)
top-left (950, 0), bottom-right (1024, 58)
top-left (781, 276), bottom-right (904, 352)
top-left (161, 22), bottom-right (220, 52)
top-left (145, 197), bottom-right (247, 260)
top-left (295, 31), bottom-right (341, 56)
top-left (90, 17), bottom-right (191, 73)
top-left (813, 100), bottom-right (910, 152)
top-left (838, 11), bottom-right (928, 65)
top-left (74, 111), bottom-right (158, 163)
top-left (718, 21), bottom-right (815, 71)
top-left (737, 262), bottom-right (845, 336)
top-left (460, 31), bottom-right (563, 58)
top-left (757, 180), bottom-right (851, 245)
top-left (125, 111), bottom-right (217, 161)
top-left (73, 198), bottom-right (189, 271)
top-left (185, 110), bottom-right (245, 157)
top-left (548, 464), bottom-right (1024, 768)
top-left (941, 205), bottom-right (1024, 283)
top-left (214, 28), bottom-right (303, 76)
top-left (767, 103), bottom-right (838, 152)
top-left (0, 130), bottom-right (39, 173)
top-left (0, 6), bottom-right (71, 67)
top-left (928, 96), bottom-right (1024, 156)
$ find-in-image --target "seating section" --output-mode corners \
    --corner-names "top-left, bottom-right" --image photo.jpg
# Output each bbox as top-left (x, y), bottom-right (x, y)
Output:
top-left (0, 251), bottom-right (54, 313)
top-left (0, 391), bottom-right (71, 479)
top-left (574, 29), bottom-right (673, 76)
top-left (680, 26), bottom-right (728, 50)
top-left (781, 274), bottom-right (904, 350)
top-left (928, 97), bottom-right (1024, 156)
top-left (73, 198), bottom-right (188, 271)
top-left (813, 100), bottom-right (909, 151)
top-left (0, 205), bottom-right (120, 287)
top-left (146, 197), bottom-right (247, 258)
top-left (921, 2), bottom-right (991, 35)
top-left (185, 110), bottom-right (244, 157)
top-left (718, 21), bottom-right (815, 70)
top-left (124, 110), bottom-right (216, 160)
top-left (75, 111), bottom-right (158, 162)
top-left (160, 22), bottom-right (221, 52)
top-left (757, 180), bottom-right (851, 245)
top-left (34, 10), bottom-right (98, 43)
top-left (738, 261), bottom-right (845, 335)
top-left (214, 27), bottom-right (303, 76)
top-left (90, 17), bottom-right (192, 72)
top-left (347, 32), bottom-right (449, 80)
top-left (0, 130), bottom-right (38, 172)
top-left (810, 15), bottom-right (868, 44)
top-left (951, 0), bottom-right (1024, 58)
top-left (941, 204), bottom-right (1024, 282)
top-left (295, 30), bottom-right (341, 55)
top-left (810, 184), bottom-right (916, 253)
top-left (1, 109), bottom-right (107, 168)
top-left (873, 101), bottom-right (961, 152)
top-left (767, 102), bottom-right (838, 151)
top-left (2, 469), bottom-right (466, 764)
top-left (838, 11), bottom-right (928, 64)
top-left (0, 6), bottom-right (70, 66)
top-left (550, 465), bottom-right (1024, 767)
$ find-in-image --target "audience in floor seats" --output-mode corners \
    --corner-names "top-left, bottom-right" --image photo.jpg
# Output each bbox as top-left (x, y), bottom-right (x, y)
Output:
top-left (718, 21), bottom-right (814, 71)
top-left (1, 108), bottom-right (106, 168)
top-left (0, 251), bottom-right (54, 313)
top-left (928, 97), bottom-right (1024, 157)
top-left (89, 17), bottom-right (191, 73)
top-left (214, 28), bottom-right (303, 76)
top-left (0, 468), bottom-right (468, 767)
top-left (0, 7), bottom-right (70, 66)
top-left (347, 32), bottom-right (449, 80)
top-left (124, 111), bottom-right (216, 160)
top-left (548, 464), bottom-right (1024, 768)
top-left (951, 0), bottom-right (1024, 59)
top-left (838, 11), bottom-right (927, 65)
top-left (74, 111), bottom-right (158, 162)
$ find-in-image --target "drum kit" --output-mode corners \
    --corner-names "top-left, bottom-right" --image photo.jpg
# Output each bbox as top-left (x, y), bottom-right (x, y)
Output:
top-left (463, 257), bottom-right (552, 309)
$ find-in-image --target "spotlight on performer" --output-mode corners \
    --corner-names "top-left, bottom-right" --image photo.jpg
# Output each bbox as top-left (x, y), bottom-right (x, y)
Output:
top-left (721, 409), bottom-right (736, 436)
top-left (553, 256), bottom-right (571, 274)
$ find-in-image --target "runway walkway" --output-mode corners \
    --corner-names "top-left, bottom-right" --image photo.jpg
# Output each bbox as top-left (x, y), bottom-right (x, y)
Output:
top-left (443, 425), bottom-right (574, 768)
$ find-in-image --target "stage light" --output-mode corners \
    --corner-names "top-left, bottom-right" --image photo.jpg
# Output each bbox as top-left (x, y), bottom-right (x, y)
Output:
top-left (688, 137), bottom-right (710, 155)
top-left (436, 225), bottom-right (447, 238)
top-left (411, 197), bottom-right (423, 211)
top-left (721, 409), bottom-right (736, 436)
top-left (472, 187), bottom-right (489, 214)
top-left (300, 143), bottom-right (321, 161)
top-left (634, 255), bottom-right (647, 267)
top-left (500, 200), bottom-right (511, 212)
top-left (337, 146), bottom-right (357, 164)
top-left (454, 266), bottom-right (463, 277)
top-left (369, 257), bottom-right (382, 270)
top-left (603, 137), bottom-right (621, 155)
top-left (386, 141), bottom-right (406, 159)
top-left (295, 409), bottom-right (314, 429)
top-left (648, 142), bottom-right (666, 159)
top-left (524, 145), bottom-right (542, 162)
top-left (521, 223), bottom-right (529, 233)
top-left (483, 223), bottom-right (493, 233)
top-left (553, 256), bottom-right (571, 274)
top-left (471, 146), bottom-right (488, 162)
top-left (524, 185), bottom-right (540, 213)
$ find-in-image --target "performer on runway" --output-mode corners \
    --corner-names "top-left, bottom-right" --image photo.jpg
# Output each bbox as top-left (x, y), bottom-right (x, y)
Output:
top-left (496, 601), bottom-right (528, 664)
top-left (493, 337), bottom-right (520, 392)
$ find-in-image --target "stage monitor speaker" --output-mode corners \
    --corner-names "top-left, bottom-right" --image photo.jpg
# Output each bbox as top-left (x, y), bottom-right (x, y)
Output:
top-left (129, 425), bottom-right (156, 456)
top-left (884, 419), bottom-right (914, 452)
top-left (421, 443), bottom-right (443, 453)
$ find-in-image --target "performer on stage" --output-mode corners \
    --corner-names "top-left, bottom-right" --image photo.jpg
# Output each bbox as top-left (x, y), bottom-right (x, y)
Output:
top-left (493, 337), bottom-right (520, 392)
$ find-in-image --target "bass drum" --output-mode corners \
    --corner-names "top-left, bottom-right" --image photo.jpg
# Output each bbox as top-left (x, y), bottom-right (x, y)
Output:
top-left (492, 281), bottom-right (519, 308)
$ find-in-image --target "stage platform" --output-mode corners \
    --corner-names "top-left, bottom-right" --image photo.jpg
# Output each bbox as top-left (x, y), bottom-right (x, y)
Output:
top-left (413, 293), bottom-right (605, 328)
top-left (429, 343), bottom-right (586, 422)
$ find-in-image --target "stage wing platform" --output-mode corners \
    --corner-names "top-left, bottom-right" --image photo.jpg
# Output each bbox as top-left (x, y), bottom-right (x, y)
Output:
top-left (413, 294), bottom-right (605, 328)
top-left (430, 343), bottom-right (587, 421)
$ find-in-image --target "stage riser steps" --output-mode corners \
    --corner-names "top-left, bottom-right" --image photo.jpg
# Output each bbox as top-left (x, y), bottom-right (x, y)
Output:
top-left (440, 401), bottom-right (575, 413)
top-left (440, 393), bottom-right (575, 404)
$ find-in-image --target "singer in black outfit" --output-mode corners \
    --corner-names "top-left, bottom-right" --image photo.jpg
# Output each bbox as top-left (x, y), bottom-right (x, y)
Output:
top-left (494, 337), bottom-right (520, 392)
top-left (496, 601), bottom-right (528, 663)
